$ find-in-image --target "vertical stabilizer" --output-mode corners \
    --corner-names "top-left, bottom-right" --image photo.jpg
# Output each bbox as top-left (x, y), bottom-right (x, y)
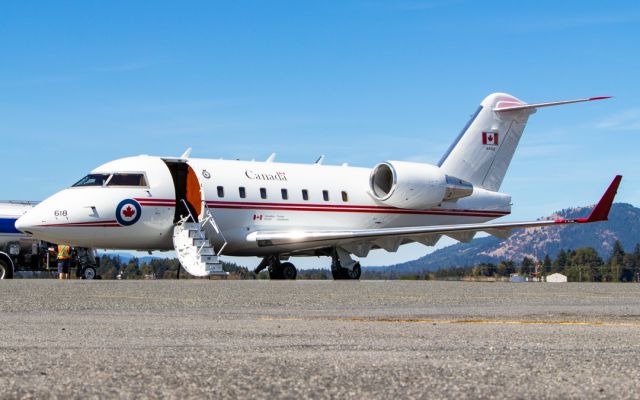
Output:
top-left (438, 93), bottom-right (610, 192)
top-left (438, 93), bottom-right (532, 191)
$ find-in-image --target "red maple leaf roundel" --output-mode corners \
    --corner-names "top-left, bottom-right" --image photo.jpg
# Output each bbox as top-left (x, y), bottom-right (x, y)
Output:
top-left (122, 205), bottom-right (136, 218)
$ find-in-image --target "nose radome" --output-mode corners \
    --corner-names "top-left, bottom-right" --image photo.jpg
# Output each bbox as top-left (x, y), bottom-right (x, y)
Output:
top-left (15, 212), bottom-right (36, 234)
top-left (16, 189), bottom-right (72, 234)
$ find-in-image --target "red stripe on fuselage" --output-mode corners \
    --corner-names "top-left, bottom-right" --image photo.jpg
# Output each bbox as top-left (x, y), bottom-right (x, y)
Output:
top-left (133, 198), bottom-right (175, 203)
top-left (205, 200), bottom-right (509, 217)
top-left (38, 220), bottom-right (121, 227)
top-left (131, 198), bottom-right (509, 217)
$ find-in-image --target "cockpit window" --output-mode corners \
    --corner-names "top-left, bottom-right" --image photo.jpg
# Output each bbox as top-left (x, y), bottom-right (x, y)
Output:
top-left (107, 173), bottom-right (148, 187)
top-left (72, 174), bottom-right (111, 187)
top-left (72, 173), bottom-right (148, 187)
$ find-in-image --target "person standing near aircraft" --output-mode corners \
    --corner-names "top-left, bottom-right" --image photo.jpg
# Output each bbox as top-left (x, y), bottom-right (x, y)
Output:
top-left (55, 244), bottom-right (71, 279)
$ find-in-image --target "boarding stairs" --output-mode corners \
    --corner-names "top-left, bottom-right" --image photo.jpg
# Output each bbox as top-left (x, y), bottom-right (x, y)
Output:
top-left (172, 200), bottom-right (228, 277)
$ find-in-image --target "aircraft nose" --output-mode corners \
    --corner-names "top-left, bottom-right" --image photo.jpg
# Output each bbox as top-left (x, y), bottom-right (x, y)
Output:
top-left (15, 211), bottom-right (38, 234)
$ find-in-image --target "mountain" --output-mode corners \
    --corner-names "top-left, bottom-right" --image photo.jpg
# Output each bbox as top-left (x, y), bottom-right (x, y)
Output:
top-left (382, 203), bottom-right (640, 273)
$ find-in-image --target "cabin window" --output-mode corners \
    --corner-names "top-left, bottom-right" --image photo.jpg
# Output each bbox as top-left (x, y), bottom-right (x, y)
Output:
top-left (281, 188), bottom-right (288, 200)
top-left (107, 173), bottom-right (148, 187)
top-left (239, 187), bottom-right (246, 199)
top-left (260, 188), bottom-right (267, 199)
top-left (302, 189), bottom-right (309, 201)
top-left (341, 191), bottom-right (349, 202)
top-left (322, 190), bottom-right (329, 201)
top-left (217, 186), bottom-right (224, 198)
top-left (72, 173), bottom-right (110, 187)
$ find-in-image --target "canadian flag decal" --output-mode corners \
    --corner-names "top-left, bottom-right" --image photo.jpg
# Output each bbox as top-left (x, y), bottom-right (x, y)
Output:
top-left (482, 131), bottom-right (499, 146)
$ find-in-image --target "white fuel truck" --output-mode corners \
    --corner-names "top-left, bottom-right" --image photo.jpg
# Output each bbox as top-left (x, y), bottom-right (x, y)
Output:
top-left (0, 201), bottom-right (98, 279)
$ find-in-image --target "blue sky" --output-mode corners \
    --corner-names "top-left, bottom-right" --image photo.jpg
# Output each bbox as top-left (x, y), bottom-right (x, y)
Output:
top-left (1, 1), bottom-right (639, 267)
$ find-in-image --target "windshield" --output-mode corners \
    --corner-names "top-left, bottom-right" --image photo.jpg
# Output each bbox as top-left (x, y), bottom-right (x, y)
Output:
top-left (107, 173), bottom-right (147, 187)
top-left (71, 172), bottom-right (148, 187)
top-left (72, 174), bottom-right (111, 187)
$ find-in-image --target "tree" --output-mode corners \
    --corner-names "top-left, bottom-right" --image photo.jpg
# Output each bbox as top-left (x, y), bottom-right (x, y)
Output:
top-left (476, 263), bottom-right (497, 277)
top-left (123, 257), bottom-right (142, 279)
top-left (622, 244), bottom-right (640, 282)
top-left (543, 254), bottom-right (552, 275)
top-left (520, 257), bottom-right (535, 276)
top-left (553, 250), bottom-right (568, 273)
top-left (609, 240), bottom-right (626, 282)
top-left (567, 247), bottom-right (603, 282)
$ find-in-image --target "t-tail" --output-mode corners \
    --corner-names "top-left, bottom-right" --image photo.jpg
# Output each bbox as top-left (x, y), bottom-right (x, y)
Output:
top-left (438, 93), bottom-right (611, 192)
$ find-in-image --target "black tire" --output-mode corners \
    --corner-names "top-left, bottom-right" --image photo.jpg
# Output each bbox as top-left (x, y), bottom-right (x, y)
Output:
top-left (81, 266), bottom-right (97, 280)
top-left (345, 262), bottom-right (361, 280)
top-left (331, 258), bottom-right (345, 280)
top-left (280, 262), bottom-right (297, 280)
top-left (0, 257), bottom-right (13, 279)
top-left (269, 265), bottom-right (284, 280)
top-left (332, 261), bottom-right (361, 280)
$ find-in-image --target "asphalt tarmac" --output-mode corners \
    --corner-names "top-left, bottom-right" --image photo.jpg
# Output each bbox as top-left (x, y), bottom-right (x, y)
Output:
top-left (2, 280), bottom-right (640, 399)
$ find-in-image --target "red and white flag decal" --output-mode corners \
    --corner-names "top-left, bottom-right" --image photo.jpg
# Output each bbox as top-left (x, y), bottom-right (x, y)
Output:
top-left (482, 131), bottom-right (499, 146)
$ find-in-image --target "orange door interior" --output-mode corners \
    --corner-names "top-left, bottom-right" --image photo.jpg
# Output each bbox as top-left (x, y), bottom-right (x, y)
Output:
top-left (185, 165), bottom-right (202, 217)
top-left (163, 160), bottom-right (202, 223)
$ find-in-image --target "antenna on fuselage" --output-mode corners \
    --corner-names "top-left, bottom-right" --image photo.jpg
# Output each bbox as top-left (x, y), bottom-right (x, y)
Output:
top-left (266, 153), bottom-right (276, 163)
top-left (315, 155), bottom-right (325, 165)
top-left (180, 147), bottom-right (192, 159)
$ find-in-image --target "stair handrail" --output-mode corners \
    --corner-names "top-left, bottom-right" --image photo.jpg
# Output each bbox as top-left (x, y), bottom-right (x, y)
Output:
top-left (179, 199), bottom-right (209, 253)
top-left (194, 181), bottom-right (228, 257)
top-left (202, 203), bottom-right (228, 256)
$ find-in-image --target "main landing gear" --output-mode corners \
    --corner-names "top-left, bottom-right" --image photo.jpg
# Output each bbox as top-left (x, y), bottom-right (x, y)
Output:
top-left (254, 247), bottom-right (362, 281)
top-left (331, 247), bottom-right (361, 280)
top-left (254, 255), bottom-right (298, 280)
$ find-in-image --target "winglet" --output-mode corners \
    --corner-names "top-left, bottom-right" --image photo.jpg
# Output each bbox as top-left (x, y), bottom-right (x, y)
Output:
top-left (565, 175), bottom-right (622, 223)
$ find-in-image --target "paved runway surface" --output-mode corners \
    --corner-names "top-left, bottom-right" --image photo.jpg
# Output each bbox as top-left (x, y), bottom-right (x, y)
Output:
top-left (2, 280), bottom-right (640, 399)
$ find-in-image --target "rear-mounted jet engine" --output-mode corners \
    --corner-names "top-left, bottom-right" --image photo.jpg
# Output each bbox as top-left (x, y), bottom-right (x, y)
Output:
top-left (369, 161), bottom-right (473, 209)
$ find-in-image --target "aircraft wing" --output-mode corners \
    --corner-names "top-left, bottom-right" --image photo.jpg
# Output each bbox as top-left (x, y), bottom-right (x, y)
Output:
top-left (249, 176), bottom-right (622, 254)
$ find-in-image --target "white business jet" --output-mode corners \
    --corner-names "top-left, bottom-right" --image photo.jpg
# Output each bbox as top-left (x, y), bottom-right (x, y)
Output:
top-left (15, 93), bottom-right (621, 280)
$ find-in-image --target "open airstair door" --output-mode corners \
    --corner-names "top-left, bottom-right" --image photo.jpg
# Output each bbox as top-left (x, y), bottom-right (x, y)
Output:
top-left (164, 160), bottom-right (202, 223)
top-left (163, 159), bottom-right (226, 277)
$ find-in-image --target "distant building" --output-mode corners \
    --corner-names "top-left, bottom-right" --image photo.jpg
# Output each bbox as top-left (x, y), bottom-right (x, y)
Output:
top-left (546, 273), bottom-right (567, 283)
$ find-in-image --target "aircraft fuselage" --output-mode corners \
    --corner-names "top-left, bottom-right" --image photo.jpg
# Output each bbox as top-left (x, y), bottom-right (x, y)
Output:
top-left (15, 155), bottom-right (511, 256)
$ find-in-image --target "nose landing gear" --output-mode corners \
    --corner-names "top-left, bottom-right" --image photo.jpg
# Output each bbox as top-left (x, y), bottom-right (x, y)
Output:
top-left (79, 266), bottom-right (97, 280)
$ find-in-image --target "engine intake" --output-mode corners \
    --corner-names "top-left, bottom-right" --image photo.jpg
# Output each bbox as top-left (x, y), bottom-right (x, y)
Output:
top-left (369, 161), bottom-right (473, 209)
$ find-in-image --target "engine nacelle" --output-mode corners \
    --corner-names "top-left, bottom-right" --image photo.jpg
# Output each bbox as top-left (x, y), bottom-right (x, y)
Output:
top-left (369, 161), bottom-right (473, 209)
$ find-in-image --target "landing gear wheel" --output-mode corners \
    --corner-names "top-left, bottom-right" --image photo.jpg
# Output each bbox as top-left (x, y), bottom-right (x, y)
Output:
top-left (331, 261), bottom-right (361, 280)
top-left (81, 266), bottom-right (96, 280)
top-left (280, 262), bottom-right (297, 280)
top-left (269, 264), bottom-right (284, 280)
top-left (0, 258), bottom-right (13, 279)
top-left (345, 262), bottom-right (361, 280)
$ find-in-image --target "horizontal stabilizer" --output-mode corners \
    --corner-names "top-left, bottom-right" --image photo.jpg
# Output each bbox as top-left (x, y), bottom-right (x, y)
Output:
top-left (494, 96), bottom-right (611, 112)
